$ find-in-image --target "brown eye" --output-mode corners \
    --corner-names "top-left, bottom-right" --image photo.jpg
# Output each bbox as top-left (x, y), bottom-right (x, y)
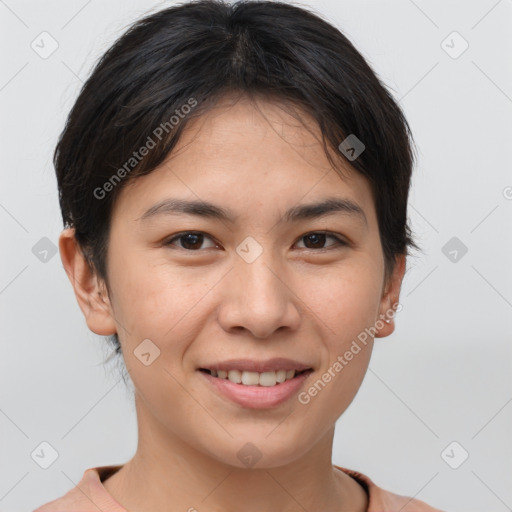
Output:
top-left (296, 232), bottom-right (346, 250)
top-left (165, 232), bottom-right (217, 251)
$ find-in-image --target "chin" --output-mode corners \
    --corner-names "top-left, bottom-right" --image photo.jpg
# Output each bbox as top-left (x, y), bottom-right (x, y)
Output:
top-left (199, 427), bottom-right (317, 470)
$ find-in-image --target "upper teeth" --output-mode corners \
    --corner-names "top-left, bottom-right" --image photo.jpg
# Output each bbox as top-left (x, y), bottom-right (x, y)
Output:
top-left (210, 369), bottom-right (297, 386)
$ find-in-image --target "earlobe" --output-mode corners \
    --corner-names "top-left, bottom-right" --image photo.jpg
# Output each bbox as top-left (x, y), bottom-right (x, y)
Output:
top-left (58, 228), bottom-right (117, 336)
top-left (374, 253), bottom-right (406, 338)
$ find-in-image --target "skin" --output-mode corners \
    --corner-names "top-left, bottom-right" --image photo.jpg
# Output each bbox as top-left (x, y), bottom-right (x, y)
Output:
top-left (59, 94), bottom-right (406, 512)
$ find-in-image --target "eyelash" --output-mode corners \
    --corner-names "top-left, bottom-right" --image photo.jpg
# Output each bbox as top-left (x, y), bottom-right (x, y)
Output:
top-left (163, 231), bottom-right (348, 253)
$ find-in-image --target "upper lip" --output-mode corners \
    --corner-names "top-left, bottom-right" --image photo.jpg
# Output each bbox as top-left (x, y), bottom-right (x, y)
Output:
top-left (199, 358), bottom-right (313, 373)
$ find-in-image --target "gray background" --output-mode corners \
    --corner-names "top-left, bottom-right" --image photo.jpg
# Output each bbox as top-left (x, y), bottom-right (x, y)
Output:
top-left (1, 0), bottom-right (511, 510)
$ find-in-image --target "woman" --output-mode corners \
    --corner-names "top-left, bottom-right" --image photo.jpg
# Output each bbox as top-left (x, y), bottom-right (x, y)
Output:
top-left (34, 1), bottom-right (445, 510)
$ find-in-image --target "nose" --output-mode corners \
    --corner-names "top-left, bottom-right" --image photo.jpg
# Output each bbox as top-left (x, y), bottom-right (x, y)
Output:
top-left (216, 251), bottom-right (301, 339)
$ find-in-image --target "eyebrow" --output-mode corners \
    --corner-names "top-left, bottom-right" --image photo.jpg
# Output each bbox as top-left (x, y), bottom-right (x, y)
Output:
top-left (137, 196), bottom-right (368, 227)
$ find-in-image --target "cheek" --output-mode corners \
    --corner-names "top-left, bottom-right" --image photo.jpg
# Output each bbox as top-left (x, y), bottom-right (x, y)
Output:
top-left (296, 277), bottom-right (377, 430)
top-left (108, 254), bottom-right (219, 358)
top-left (108, 260), bottom-right (206, 422)
top-left (294, 264), bottom-right (380, 406)
top-left (296, 262), bottom-right (383, 340)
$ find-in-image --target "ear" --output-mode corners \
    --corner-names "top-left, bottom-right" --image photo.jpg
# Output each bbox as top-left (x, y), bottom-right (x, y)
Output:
top-left (374, 253), bottom-right (406, 338)
top-left (59, 228), bottom-right (117, 336)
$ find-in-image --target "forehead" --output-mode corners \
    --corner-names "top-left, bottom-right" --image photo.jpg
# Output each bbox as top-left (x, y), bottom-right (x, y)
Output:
top-left (114, 95), bottom-right (377, 228)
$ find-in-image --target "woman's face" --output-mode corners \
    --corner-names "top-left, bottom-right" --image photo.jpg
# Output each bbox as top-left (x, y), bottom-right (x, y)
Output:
top-left (75, 95), bottom-right (404, 468)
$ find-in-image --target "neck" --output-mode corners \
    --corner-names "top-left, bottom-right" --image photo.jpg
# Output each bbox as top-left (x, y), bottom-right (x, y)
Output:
top-left (103, 395), bottom-right (368, 512)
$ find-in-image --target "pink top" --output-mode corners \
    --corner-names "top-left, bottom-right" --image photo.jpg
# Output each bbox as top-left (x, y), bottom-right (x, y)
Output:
top-left (33, 464), bottom-right (445, 511)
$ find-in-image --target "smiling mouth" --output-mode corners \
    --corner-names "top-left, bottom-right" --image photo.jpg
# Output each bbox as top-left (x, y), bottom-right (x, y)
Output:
top-left (199, 368), bottom-right (313, 387)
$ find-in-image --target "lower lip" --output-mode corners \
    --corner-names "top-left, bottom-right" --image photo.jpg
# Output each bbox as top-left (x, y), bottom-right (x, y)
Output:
top-left (199, 370), bottom-right (312, 409)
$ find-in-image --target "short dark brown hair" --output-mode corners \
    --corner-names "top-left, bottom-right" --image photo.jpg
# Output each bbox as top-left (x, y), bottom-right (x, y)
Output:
top-left (54, 0), bottom-right (419, 360)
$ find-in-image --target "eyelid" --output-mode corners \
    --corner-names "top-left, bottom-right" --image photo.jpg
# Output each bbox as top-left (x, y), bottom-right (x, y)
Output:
top-left (163, 230), bottom-right (349, 252)
top-left (294, 231), bottom-right (351, 254)
top-left (164, 231), bottom-right (220, 250)
top-left (295, 231), bottom-right (349, 250)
